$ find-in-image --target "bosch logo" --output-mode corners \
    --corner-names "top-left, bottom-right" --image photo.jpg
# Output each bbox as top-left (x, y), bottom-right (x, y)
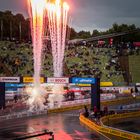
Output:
top-left (47, 78), bottom-right (69, 84)
top-left (55, 79), bottom-right (66, 82)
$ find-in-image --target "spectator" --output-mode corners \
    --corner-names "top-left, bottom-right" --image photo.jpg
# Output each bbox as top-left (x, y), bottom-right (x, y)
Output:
top-left (83, 105), bottom-right (89, 118)
top-left (93, 106), bottom-right (98, 118)
top-left (103, 106), bottom-right (108, 115)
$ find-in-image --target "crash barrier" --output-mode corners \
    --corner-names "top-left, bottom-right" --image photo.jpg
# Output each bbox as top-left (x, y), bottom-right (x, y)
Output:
top-left (122, 103), bottom-right (140, 109)
top-left (48, 104), bottom-right (89, 114)
top-left (0, 104), bottom-right (90, 122)
top-left (0, 96), bottom-right (139, 121)
top-left (80, 113), bottom-right (140, 140)
top-left (100, 111), bottom-right (140, 125)
top-left (101, 96), bottom-right (140, 106)
top-left (100, 111), bottom-right (140, 139)
top-left (0, 96), bottom-right (140, 122)
top-left (0, 99), bottom-right (90, 122)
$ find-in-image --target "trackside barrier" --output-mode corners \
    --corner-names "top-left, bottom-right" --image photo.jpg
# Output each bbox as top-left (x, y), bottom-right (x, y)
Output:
top-left (0, 103), bottom-right (90, 122)
top-left (48, 104), bottom-right (90, 114)
top-left (0, 98), bottom-right (90, 121)
top-left (79, 114), bottom-right (140, 140)
top-left (123, 103), bottom-right (140, 109)
top-left (101, 96), bottom-right (140, 106)
top-left (0, 97), bottom-right (140, 122)
top-left (100, 111), bottom-right (140, 124)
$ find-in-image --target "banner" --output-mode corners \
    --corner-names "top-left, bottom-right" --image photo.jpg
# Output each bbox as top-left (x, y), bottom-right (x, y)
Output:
top-left (23, 77), bottom-right (44, 83)
top-left (0, 77), bottom-right (20, 83)
top-left (101, 86), bottom-right (134, 94)
top-left (100, 82), bottom-right (113, 87)
top-left (5, 83), bottom-right (24, 88)
top-left (76, 84), bottom-right (91, 87)
top-left (72, 77), bottom-right (95, 84)
top-left (47, 78), bottom-right (69, 84)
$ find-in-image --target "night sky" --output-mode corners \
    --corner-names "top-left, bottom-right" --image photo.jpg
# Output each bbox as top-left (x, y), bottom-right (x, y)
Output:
top-left (0, 0), bottom-right (140, 32)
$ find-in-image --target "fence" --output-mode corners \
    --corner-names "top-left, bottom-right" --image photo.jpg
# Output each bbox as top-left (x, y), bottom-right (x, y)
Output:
top-left (80, 111), bottom-right (140, 140)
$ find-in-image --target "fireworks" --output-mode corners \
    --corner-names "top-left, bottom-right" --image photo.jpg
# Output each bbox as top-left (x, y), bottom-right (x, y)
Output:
top-left (27, 0), bottom-right (46, 111)
top-left (27, 0), bottom-right (69, 110)
top-left (28, 0), bottom-right (46, 87)
top-left (47, 0), bottom-right (69, 77)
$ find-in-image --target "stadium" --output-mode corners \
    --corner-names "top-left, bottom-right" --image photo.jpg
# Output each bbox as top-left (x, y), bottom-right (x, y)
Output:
top-left (0, 0), bottom-right (140, 140)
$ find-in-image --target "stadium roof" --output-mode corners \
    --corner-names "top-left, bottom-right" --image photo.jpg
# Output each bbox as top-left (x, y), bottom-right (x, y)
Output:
top-left (68, 29), bottom-right (140, 44)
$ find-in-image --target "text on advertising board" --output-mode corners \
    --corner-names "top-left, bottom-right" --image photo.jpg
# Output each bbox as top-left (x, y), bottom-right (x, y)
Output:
top-left (47, 78), bottom-right (69, 84)
top-left (0, 77), bottom-right (20, 83)
top-left (72, 77), bottom-right (95, 84)
top-left (76, 84), bottom-right (91, 87)
top-left (23, 77), bottom-right (44, 83)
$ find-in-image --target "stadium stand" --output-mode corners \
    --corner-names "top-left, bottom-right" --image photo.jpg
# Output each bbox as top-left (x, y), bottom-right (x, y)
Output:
top-left (0, 41), bottom-right (140, 83)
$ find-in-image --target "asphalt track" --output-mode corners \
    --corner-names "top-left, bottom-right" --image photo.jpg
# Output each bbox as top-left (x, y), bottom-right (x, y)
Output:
top-left (0, 110), bottom-right (126, 140)
top-left (1, 96), bottom-right (138, 140)
top-left (111, 117), bottom-right (140, 134)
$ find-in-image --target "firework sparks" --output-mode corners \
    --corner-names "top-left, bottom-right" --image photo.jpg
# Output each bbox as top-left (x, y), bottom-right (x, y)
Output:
top-left (47, 0), bottom-right (69, 77)
top-left (27, 0), bottom-right (69, 110)
top-left (27, 0), bottom-right (46, 111)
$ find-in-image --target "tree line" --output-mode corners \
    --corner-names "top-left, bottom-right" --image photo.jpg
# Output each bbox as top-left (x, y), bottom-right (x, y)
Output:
top-left (0, 10), bottom-right (140, 42)
top-left (69, 24), bottom-right (140, 42)
top-left (0, 11), bottom-right (30, 41)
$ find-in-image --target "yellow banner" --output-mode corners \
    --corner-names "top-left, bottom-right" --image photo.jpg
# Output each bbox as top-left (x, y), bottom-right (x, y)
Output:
top-left (100, 82), bottom-right (113, 87)
top-left (77, 82), bottom-right (113, 87)
top-left (23, 77), bottom-right (44, 83)
top-left (76, 84), bottom-right (91, 87)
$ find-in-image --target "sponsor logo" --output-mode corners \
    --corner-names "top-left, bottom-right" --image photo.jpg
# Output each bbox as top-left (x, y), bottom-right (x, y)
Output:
top-left (47, 78), bottom-right (69, 84)
top-left (77, 84), bottom-right (91, 87)
top-left (72, 77), bottom-right (95, 84)
top-left (100, 82), bottom-right (113, 87)
top-left (0, 77), bottom-right (20, 83)
top-left (23, 77), bottom-right (44, 83)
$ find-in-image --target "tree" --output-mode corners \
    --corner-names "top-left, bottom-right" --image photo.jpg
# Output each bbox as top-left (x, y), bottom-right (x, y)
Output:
top-left (2, 11), bottom-right (13, 39)
top-left (92, 29), bottom-right (100, 37)
top-left (112, 23), bottom-right (119, 32)
top-left (77, 30), bottom-right (91, 39)
top-left (0, 10), bottom-right (140, 42)
top-left (69, 27), bottom-right (77, 39)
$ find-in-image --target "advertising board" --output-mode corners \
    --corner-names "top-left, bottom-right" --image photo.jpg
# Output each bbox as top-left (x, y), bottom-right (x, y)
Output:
top-left (72, 77), bottom-right (95, 84)
top-left (47, 78), bottom-right (69, 84)
top-left (23, 77), bottom-right (44, 83)
top-left (0, 77), bottom-right (20, 83)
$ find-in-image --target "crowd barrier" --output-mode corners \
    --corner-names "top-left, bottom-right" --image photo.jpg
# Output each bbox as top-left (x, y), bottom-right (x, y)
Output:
top-left (80, 111), bottom-right (140, 140)
top-left (101, 96), bottom-right (140, 106)
top-left (100, 111), bottom-right (140, 125)
top-left (0, 96), bottom-right (139, 122)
